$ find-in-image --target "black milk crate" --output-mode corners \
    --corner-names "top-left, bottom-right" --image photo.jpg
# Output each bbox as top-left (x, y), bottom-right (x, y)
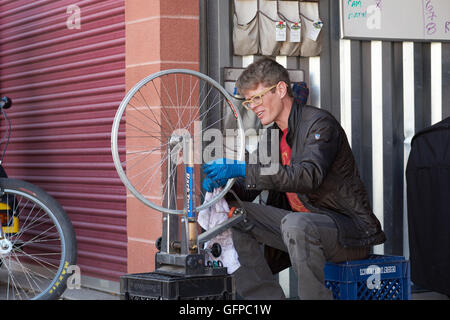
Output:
top-left (324, 254), bottom-right (411, 300)
top-left (120, 272), bottom-right (235, 300)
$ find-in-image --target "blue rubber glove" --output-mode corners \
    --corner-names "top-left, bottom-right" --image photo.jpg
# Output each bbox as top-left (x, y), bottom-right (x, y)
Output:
top-left (202, 177), bottom-right (228, 193)
top-left (202, 158), bottom-right (246, 181)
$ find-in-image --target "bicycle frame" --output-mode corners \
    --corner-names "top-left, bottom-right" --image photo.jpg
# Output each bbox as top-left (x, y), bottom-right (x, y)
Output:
top-left (0, 97), bottom-right (11, 166)
top-left (0, 97), bottom-right (18, 237)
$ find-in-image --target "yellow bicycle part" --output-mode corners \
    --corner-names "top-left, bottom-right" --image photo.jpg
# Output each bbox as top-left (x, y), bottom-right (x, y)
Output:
top-left (2, 216), bottom-right (19, 234)
top-left (0, 202), bottom-right (19, 234)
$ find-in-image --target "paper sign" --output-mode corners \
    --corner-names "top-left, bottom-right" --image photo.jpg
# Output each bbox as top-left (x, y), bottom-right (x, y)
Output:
top-left (276, 21), bottom-right (287, 41)
top-left (307, 19), bottom-right (323, 41)
top-left (290, 22), bottom-right (301, 42)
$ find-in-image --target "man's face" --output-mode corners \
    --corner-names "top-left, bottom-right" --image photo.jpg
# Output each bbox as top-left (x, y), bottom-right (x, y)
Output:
top-left (242, 82), bottom-right (283, 126)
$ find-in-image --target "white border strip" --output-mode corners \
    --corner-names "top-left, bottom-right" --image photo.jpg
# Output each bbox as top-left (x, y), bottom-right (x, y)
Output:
top-left (371, 40), bottom-right (384, 255)
top-left (309, 56), bottom-right (321, 108)
top-left (402, 42), bottom-right (415, 260)
top-left (431, 42), bottom-right (442, 125)
top-left (275, 56), bottom-right (287, 68)
top-left (339, 39), bottom-right (352, 146)
top-left (242, 55), bottom-right (254, 68)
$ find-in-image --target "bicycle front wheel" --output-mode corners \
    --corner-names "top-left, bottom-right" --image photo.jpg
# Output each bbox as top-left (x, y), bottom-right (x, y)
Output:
top-left (0, 178), bottom-right (77, 300)
top-left (111, 69), bottom-right (246, 215)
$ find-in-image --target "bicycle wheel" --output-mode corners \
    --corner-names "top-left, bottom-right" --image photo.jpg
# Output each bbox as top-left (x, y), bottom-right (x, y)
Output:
top-left (0, 178), bottom-right (77, 300)
top-left (111, 69), bottom-right (245, 215)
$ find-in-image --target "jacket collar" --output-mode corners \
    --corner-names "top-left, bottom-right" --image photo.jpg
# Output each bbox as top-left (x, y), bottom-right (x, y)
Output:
top-left (285, 98), bottom-right (303, 147)
top-left (270, 98), bottom-right (303, 147)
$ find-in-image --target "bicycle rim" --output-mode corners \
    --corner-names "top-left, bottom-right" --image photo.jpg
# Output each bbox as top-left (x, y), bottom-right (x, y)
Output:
top-left (111, 69), bottom-right (245, 215)
top-left (0, 189), bottom-right (67, 300)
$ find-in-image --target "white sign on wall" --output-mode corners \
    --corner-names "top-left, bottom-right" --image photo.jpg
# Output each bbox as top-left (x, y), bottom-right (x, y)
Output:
top-left (340, 0), bottom-right (450, 41)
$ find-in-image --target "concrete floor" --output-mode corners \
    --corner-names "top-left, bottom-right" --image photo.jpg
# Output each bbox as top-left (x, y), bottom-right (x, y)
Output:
top-left (411, 290), bottom-right (449, 300)
top-left (61, 286), bottom-right (120, 300)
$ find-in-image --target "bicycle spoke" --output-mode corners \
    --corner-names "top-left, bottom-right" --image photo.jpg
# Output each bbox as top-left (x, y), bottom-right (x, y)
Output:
top-left (8, 251), bottom-right (46, 297)
top-left (2, 259), bottom-right (24, 299)
top-left (147, 80), bottom-right (177, 133)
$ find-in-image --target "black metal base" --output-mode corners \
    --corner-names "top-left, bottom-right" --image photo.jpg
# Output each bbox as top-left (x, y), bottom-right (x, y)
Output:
top-left (154, 251), bottom-right (228, 276)
top-left (120, 271), bottom-right (235, 300)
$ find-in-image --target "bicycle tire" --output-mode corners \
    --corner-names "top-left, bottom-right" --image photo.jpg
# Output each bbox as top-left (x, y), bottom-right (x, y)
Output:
top-left (111, 69), bottom-right (245, 215)
top-left (0, 178), bottom-right (77, 300)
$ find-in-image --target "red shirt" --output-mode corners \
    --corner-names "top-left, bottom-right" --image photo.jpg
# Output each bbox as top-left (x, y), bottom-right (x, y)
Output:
top-left (280, 128), bottom-right (310, 212)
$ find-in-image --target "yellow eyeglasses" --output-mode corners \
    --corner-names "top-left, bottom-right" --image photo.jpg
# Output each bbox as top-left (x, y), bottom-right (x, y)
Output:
top-left (241, 84), bottom-right (277, 110)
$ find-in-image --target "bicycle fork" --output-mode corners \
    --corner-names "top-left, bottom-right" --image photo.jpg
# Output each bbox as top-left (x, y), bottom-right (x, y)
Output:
top-left (161, 134), bottom-right (198, 255)
top-left (0, 214), bottom-right (13, 256)
top-left (0, 194), bottom-right (17, 255)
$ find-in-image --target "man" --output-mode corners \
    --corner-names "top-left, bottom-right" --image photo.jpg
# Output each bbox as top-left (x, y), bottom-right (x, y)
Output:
top-left (202, 57), bottom-right (385, 299)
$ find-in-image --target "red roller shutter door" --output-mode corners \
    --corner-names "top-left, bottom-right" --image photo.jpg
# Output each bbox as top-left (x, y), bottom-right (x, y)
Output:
top-left (0, 0), bottom-right (126, 282)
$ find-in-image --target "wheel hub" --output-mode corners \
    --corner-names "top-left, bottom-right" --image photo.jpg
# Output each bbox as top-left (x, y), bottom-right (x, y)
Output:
top-left (0, 238), bottom-right (13, 255)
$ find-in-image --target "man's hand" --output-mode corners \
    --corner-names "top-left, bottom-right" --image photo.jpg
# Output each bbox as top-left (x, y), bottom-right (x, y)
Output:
top-left (202, 158), bottom-right (246, 181)
top-left (202, 177), bottom-right (228, 192)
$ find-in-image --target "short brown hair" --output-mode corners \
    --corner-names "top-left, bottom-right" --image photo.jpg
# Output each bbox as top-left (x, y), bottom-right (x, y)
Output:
top-left (236, 57), bottom-right (293, 97)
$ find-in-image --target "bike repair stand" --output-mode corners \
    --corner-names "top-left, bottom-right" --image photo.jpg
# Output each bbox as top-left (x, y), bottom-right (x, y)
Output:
top-left (120, 134), bottom-right (246, 300)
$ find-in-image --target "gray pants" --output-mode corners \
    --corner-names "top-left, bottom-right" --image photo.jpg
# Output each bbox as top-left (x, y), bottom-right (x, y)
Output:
top-left (230, 201), bottom-right (369, 300)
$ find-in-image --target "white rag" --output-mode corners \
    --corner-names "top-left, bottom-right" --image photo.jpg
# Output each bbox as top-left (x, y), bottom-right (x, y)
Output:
top-left (197, 188), bottom-right (240, 274)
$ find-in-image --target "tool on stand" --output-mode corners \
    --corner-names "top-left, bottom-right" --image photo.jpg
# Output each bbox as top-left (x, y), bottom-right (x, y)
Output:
top-left (155, 133), bottom-right (246, 276)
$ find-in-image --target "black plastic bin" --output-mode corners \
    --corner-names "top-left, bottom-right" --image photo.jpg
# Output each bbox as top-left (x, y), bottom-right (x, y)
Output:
top-left (120, 272), bottom-right (235, 300)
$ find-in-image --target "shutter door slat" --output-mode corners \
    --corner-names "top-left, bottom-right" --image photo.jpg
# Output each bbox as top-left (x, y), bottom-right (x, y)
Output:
top-left (0, 0), bottom-right (127, 282)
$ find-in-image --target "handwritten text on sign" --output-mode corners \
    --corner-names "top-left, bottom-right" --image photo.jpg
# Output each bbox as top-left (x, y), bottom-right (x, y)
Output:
top-left (340, 0), bottom-right (450, 41)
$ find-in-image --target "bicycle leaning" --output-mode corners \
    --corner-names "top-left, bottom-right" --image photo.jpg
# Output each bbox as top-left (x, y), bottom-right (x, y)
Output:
top-left (0, 96), bottom-right (77, 300)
